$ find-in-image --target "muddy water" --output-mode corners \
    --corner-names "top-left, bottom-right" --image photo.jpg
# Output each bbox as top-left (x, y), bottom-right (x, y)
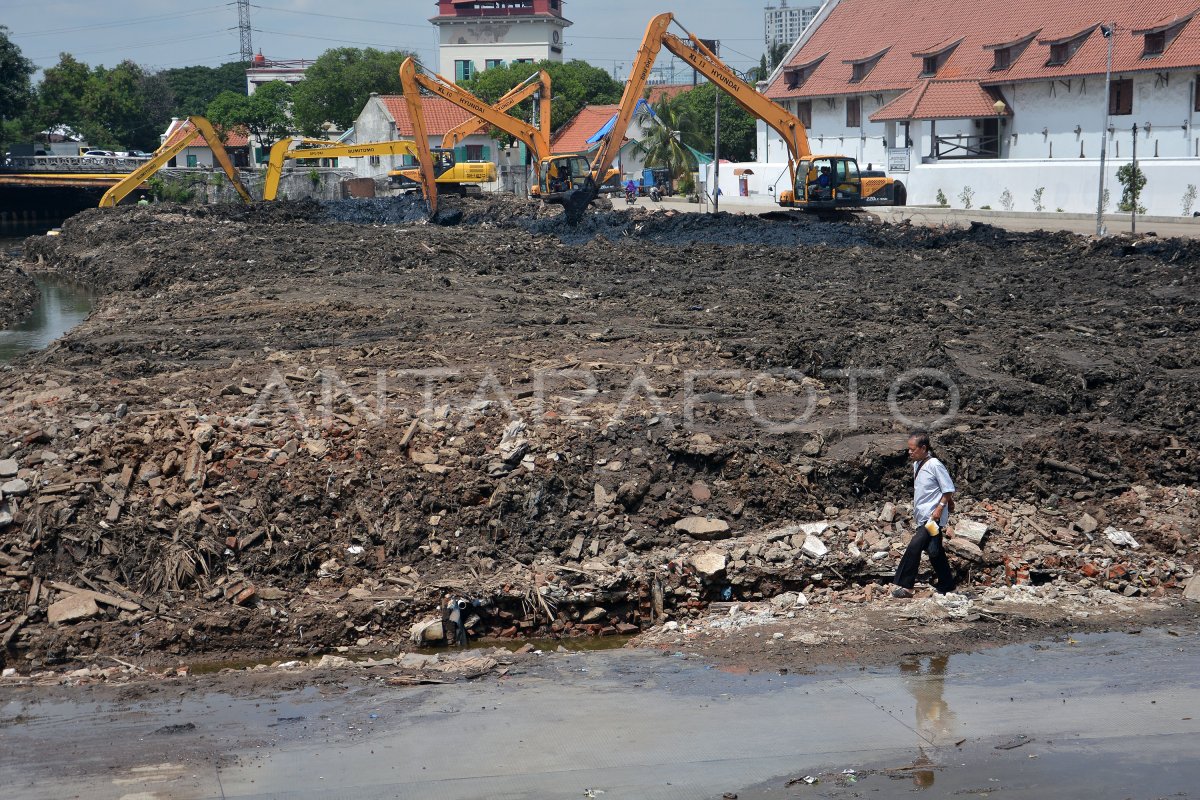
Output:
top-left (2, 627), bottom-right (1197, 799)
top-left (0, 273), bottom-right (96, 363)
top-left (1, 230), bottom-right (95, 363)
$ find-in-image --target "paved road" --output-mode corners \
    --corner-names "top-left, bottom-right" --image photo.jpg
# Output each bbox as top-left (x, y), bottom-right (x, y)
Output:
top-left (642, 195), bottom-right (1200, 238)
top-left (2, 626), bottom-right (1198, 799)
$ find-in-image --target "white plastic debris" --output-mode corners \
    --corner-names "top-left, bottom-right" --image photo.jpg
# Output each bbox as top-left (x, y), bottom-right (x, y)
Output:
top-left (1104, 526), bottom-right (1140, 549)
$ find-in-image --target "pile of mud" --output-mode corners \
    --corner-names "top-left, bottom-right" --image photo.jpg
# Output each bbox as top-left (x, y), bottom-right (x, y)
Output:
top-left (0, 258), bottom-right (38, 329)
top-left (1, 202), bottom-right (1198, 670)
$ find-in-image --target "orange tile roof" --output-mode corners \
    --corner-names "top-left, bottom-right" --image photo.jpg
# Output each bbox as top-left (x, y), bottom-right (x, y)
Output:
top-left (870, 79), bottom-right (1012, 121)
top-left (379, 95), bottom-right (478, 136)
top-left (767, 0), bottom-right (1200, 106)
top-left (162, 122), bottom-right (249, 149)
top-left (550, 104), bottom-right (620, 153)
top-left (645, 83), bottom-right (694, 105)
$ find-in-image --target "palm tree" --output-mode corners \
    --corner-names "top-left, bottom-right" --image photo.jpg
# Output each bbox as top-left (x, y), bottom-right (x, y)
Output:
top-left (632, 96), bottom-right (700, 180)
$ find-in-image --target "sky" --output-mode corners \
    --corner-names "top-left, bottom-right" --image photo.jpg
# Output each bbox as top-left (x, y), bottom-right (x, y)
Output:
top-left (1, 0), bottom-right (778, 78)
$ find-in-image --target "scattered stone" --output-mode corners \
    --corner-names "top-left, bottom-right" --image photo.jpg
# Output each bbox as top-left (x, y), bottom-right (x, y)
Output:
top-left (674, 516), bottom-right (731, 540)
top-left (0, 459), bottom-right (18, 478)
top-left (954, 520), bottom-right (988, 545)
top-left (1076, 513), bottom-right (1099, 534)
top-left (47, 594), bottom-right (101, 625)
top-left (801, 534), bottom-right (828, 558)
top-left (690, 551), bottom-right (727, 579)
top-left (1, 478), bottom-right (29, 497)
top-left (1183, 575), bottom-right (1200, 603)
top-left (690, 481), bottom-right (711, 503)
top-left (878, 502), bottom-right (897, 523)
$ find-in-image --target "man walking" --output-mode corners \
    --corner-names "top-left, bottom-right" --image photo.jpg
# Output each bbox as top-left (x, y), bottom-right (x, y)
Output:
top-left (892, 431), bottom-right (957, 598)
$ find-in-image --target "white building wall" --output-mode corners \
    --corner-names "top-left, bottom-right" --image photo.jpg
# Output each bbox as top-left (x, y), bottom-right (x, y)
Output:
top-left (750, 70), bottom-right (1200, 214)
top-left (350, 97), bottom-right (502, 186)
top-left (438, 21), bottom-right (566, 79)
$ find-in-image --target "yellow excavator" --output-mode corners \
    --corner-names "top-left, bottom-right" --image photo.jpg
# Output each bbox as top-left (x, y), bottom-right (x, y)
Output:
top-left (263, 138), bottom-right (425, 201)
top-left (398, 58), bottom-right (620, 216)
top-left (98, 116), bottom-right (252, 208)
top-left (558, 13), bottom-right (904, 215)
top-left (387, 68), bottom-right (552, 194)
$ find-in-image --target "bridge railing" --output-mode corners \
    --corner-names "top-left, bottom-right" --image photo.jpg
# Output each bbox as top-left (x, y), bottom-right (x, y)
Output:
top-left (1, 155), bottom-right (151, 173)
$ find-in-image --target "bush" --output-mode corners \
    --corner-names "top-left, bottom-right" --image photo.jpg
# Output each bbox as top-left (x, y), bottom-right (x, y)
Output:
top-left (935, 189), bottom-right (948, 207)
top-left (1116, 163), bottom-right (1146, 214)
top-left (958, 186), bottom-right (974, 209)
top-left (1182, 184), bottom-right (1196, 216)
top-left (1032, 187), bottom-right (1045, 212)
top-left (999, 188), bottom-right (1014, 212)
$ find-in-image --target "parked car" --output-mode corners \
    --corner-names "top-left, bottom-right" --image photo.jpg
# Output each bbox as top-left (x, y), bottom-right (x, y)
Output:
top-left (82, 149), bottom-right (117, 159)
top-left (125, 150), bottom-right (151, 158)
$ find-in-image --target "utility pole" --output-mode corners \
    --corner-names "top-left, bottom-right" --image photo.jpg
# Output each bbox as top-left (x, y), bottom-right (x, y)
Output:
top-left (1131, 123), bottom-right (1139, 234)
top-left (711, 39), bottom-right (721, 214)
top-left (237, 0), bottom-right (253, 64)
top-left (1095, 22), bottom-right (1114, 236)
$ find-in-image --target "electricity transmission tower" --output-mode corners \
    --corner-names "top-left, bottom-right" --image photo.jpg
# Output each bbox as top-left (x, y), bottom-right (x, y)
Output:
top-left (237, 0), bottom-right (253, 63)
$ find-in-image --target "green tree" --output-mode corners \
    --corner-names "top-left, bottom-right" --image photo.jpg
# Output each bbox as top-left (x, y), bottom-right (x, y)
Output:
top-left (80, 60), bottom-right (166, 149)
top-left (207, 80), bottom-right (293, 151)
top-left (462, 59), bottom-right (622, 133)
top-left (671, 82), bottom-right (757, 162)
top-left (631, 97), bottom-right (700, 177)
top-left (1116, 163), bottom-right (1147, 214)
top-left (34, 53), bottom-right (91, 134)
top-left (291, 47), bottom-right (414, 135)
top-left (161, 61), bottom-right (248, 117)
top-left (750, 40), bottom-right (790, 82)
top-left (1, 26), bottom-right (35, 141)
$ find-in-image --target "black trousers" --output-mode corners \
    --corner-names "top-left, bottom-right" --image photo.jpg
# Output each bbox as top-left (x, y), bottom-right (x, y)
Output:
top-left (893, 524), bottom-right (956, 593)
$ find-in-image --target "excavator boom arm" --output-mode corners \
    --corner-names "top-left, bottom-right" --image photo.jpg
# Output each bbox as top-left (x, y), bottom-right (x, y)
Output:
top-left (587, 14), bottom-right (673, 183)
top-left (99, 116), bottom-right (252, 208)
top-left (262, 138), bottom-right (420, 200)
top-left (398, 58), bottom-right (439, 216)
top-left (660, 30), bottom-right (809, 184)
top-left (440, 70), bottom-right (551, 154)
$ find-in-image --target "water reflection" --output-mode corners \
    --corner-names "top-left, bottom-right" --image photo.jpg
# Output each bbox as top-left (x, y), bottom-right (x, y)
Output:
top-left (0, 275), bottom-right (96, 363)
top-left (899, 654), bottom-right (959, 789)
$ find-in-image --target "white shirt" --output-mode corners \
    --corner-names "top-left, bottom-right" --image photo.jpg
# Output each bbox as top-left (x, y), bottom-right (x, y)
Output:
top-left (913, 457), bottom-right (955, 527)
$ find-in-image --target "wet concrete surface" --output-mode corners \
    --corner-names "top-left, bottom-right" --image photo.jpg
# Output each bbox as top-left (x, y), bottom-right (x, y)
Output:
top-left (2, 626), bottom-right (1197, 799)
top-left (0, 273), bottom-right (96, 363)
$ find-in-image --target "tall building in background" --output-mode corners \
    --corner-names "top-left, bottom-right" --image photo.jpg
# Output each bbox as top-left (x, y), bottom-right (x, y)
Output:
top-left (432, 0), bottom-right (572, 84)
top-left (763, 1), bottom-right (820, 48)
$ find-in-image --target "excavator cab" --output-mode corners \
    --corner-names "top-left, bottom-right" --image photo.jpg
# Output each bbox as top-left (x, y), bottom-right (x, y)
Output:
top-left (796, 156), bottom-right (863, 209)
top-left (539, 155), bottom-right (595, 202)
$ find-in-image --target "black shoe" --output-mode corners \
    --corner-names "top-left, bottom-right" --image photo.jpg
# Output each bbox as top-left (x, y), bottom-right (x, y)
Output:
top-left (891, 587), bottom-right (914, 599)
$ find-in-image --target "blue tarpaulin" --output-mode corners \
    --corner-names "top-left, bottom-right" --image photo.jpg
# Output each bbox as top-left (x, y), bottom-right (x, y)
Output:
top-left (585, 99), bottom-right (657, 145)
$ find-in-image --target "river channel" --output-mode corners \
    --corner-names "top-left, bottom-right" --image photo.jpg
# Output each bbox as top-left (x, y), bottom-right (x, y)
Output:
top-left (1, 233), bottom-right (97, 363)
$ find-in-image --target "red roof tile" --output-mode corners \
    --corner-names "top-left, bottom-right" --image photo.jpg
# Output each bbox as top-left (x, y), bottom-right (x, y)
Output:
top-left (870, 79), bottom-right (1012, 121)
top-left (162, 122), bottom-right (249, 149)
top-left (378, 95), bottom-right (479, 136)
top-left (550, 104), bottom-right (620, 153)
top-left (645, 83), bottom-right (693, 105)
top-left (767, 0), bottom-right (1200, 106)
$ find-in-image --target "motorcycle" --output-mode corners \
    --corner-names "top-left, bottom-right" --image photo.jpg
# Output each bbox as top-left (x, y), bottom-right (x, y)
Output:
top-left (624, 187), bottom-right (637, 205)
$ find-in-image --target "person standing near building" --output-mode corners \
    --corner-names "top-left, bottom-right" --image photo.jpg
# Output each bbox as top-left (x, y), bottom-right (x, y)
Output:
top-left (892, 431), bottom-right (957, 598)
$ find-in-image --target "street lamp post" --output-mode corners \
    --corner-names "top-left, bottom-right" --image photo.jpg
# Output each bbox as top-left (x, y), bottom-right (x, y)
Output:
top-left (992, 99), bottom-right (1007, 158)
top-left (1096, 22), bottom-right (1115, 236)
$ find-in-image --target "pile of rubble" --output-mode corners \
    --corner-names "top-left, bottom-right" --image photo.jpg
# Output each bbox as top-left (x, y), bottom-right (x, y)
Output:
top-left (2, 202), bottom-right (1198, 674)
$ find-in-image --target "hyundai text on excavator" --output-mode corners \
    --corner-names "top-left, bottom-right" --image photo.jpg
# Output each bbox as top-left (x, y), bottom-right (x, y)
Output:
top-left (98, 116), bottom-right (253, 208)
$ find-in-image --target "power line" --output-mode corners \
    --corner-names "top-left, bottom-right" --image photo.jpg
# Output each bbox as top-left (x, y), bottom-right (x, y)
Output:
top-left (253, 27), bottom-right (428, 52)
top-left (15, 4), bottom-right (230, 38)
top-left (252, 3), bottom-right (434, 30)
top-left (32, 30), bottom-right (233, 62)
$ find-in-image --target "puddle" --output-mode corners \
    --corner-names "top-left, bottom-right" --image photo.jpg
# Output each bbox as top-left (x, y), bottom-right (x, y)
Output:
top-left (0, 273), bottom-right (96, 363)
top-left (186, 634), bottom-right (634, 674)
